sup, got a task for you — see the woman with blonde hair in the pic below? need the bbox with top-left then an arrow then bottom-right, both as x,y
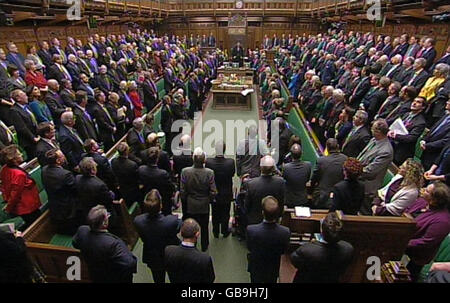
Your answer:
373,158 -> 424,216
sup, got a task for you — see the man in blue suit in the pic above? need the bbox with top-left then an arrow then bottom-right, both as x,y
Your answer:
420,38 -> 437,72
59,111 -> 85,170
134,189 -> 181,283
6,42 -> 26,78
247,196 -> 290,283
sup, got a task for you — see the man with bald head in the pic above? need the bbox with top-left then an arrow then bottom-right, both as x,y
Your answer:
173,134 -> 194,177
45,79 -> 71,126
247,196 -> 290,283
244,156 -> 285,226
180,147 -> 217,251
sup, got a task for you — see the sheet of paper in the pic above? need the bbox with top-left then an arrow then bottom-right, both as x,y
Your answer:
295,207 -> 311,218
241,88 -> 254,96
389,118 -> 409,136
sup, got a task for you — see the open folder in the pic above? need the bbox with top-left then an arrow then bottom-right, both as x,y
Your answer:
295,207 -> 311,218
389,118 -> 409,136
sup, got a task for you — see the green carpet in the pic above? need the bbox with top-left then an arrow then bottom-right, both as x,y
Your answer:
133,89 -> 262,283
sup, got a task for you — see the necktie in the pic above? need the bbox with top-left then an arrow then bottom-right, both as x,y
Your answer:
24,105 -> 38,126
358,139 -> 376,163
69,127 -> 84,145
343,127 -> 358,148
102,105 -> 115,125
408,73 -> 419,86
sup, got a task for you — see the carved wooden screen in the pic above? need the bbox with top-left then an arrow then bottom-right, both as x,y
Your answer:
228,14 -> 247,52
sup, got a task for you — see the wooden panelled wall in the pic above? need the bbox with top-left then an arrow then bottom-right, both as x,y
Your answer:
158,22 -> 322,51
346,23 -> 450,57
0,25 -> 129,55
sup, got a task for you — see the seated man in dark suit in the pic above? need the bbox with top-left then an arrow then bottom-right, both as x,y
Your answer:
134,190 -> 181,283
282,144 -> 312,207
42,149 -> 78,234
138,147 -> 175,216
290,212 -> 354,283
111,143 -> 141,208
247,196 -> 290,283
244,156 -> 285,226
164,218 -> 215,283
73,205 -> 137,283
206,141 -> 236,238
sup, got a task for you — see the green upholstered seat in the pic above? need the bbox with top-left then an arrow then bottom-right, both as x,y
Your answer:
49,234 -> 75,248
419,234 -> 450,282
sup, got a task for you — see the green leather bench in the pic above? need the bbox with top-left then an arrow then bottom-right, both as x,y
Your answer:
419,234 -> 450,282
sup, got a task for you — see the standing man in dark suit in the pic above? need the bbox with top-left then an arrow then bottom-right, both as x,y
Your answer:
349,67 -> 371,109
420,99 -> 450,170
48,54 -> 72,84
173,134 -> 194,177
164,218 -> 215,283
206,141 -> 236,238
91,90 -> 116,151
35,122 -> 59,167
282,144 -> 312,207
138,147 -> 175,216
180,148 -> 217,252
432,45 -> 450,68
245,156 -> 285,226
247,196 -> 290,283
94,65 -> 113,96
37,41 -> 53,72
73,91 -> 98,142
342,110 -> 371,158
59,111 -> 85,171
231,42 -> 245,67
134,190 -> 181,283
111,143 -> 140,208
126,117 -> 146,165
42,149 -> 77,234
388,96 -> 427,165
420,38 -> 437,72
45,79 -> 70,126
310,139 -> 348,209
236,125 -> 269,178
291,213 -> 354,283
60,79 -> 77,109
73,205 -> 137,283
6,42 -> 26,78
9,89 -> 39,159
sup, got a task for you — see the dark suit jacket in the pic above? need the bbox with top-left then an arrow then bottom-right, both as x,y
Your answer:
75,175 -> 113,221
282,160 -> 312,207
6,53 -> 25,77
60,89 -> 77,109
180,166 -> 217,215
422,47 -> 437,71
91,103 -> 116,144
310,152 -> 348,208
291,240 -> 354,283
245,175 -> 285,225
36,139 -> 58,167
73,106 -> 98,142
10,104 -> 37,149
111,156 -> 140,203
421,114 -> 450,169
404,70 -> 430,91
126,128 -> 146,164
95,74 -> 113,95
330,179 -> 365,215
77,83 -> 95,103
72,226 -> 137,283
138,164 -> 175,206
246,222 -> 290,282
45,91 -> 66,123
47,64 -> 67,83
173,150 -> 194,176
206,156 -> 236,203
66,62 -> 81,87
37,49 -> 53,70
134,213 -> 180,269
42,165 -> 77,222
364,88 -> 389,122
350,77 -> 371,108
164,244 -> 215,283
393,112 -> 427,165
59,125 -> 84,169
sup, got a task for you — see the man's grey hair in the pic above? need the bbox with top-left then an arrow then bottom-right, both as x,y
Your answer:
133,117 -> 144,129
79,157 -> 97,176
60,111 -> 74,125
355,110 -> 368,124
87,205 -> 108,230
435,63 -> 450,78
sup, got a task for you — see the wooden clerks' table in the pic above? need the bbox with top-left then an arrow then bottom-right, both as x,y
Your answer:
212,67 -> 254,110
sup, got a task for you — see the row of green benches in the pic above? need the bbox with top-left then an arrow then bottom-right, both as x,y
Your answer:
0,77 -> 178,231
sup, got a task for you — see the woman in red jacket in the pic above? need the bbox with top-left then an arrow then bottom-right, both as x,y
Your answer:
24,59 -> 48,90
1,145 -> 41,230
128,81 -> 144,118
